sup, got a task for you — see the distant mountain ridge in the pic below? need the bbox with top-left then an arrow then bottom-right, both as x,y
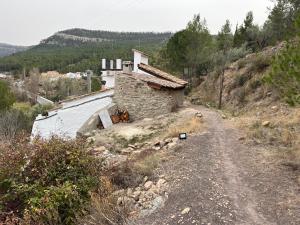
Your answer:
0,43 -> 29,57
0,28 -> 173,74
40,28 -> 172,47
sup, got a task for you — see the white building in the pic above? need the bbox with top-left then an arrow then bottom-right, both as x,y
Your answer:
31,90 -> 113,139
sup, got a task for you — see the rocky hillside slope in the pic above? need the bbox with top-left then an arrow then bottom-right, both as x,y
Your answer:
191,43 -> 300,168
190,44 -> 285,111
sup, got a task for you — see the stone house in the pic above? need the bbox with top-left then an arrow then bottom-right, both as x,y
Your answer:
113,50 -> 188,120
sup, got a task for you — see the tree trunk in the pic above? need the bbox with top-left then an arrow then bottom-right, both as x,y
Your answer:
218,69 -> 224,109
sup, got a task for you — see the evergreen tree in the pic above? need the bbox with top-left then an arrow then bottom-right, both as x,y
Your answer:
0,80 -> 15,111
265,14 -> 300,105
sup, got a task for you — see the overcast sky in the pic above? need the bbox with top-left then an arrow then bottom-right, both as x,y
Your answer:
0,0 -> 272,46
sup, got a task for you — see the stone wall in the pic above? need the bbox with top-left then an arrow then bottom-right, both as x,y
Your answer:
113,74 -> 184,121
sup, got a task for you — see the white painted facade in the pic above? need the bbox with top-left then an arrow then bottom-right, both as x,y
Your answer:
133,49 -> 149,74
102,75 -> 115,88
31,90 -> 114,139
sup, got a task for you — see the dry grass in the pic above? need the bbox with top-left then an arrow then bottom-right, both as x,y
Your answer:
165,116 -> 203,138
237,106 -> 300,163
133,153 -> 160,177
78,176 -> 128,225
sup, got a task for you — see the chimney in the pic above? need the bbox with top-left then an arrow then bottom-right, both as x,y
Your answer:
122,61 -> 133,73
110,60 -> 114,70
116,59 -> 122,70
102,59 -> 106,70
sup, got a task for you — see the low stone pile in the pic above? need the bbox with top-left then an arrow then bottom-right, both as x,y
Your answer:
120,137 -> 179,156
115,177 -> 168,216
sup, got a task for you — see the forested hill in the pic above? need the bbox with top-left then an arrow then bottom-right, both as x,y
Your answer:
41,29 -> 172,46
0,29 -> 172,74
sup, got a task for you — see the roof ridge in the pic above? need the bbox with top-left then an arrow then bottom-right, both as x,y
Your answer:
138,63 -> 188,85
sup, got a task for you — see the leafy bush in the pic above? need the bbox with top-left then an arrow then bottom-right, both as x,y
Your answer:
0,137 -> 102,225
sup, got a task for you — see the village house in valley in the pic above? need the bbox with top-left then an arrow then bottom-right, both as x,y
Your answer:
31,49 -> 187,139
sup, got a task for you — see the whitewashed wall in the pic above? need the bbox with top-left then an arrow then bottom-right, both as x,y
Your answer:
31,90 -> 113,139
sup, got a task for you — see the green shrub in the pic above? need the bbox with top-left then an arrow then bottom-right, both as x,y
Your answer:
91,77 -> 102,92
248,54 -> 271,73
264,39 -> 300,106
0,137 -> 102,224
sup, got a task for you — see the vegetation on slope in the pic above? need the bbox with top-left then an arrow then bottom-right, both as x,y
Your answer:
0,29 -> 172,75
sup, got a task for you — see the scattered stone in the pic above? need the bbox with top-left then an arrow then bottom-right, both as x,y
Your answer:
132,191 -> 141,201
143,176 -> 149,183
128,144 -> 136,149
164,138 -> 172,144
195,112 -> 203,118
112,189 -> 125,196
94,146 -> 106,152
172,137 -> 178,143
238,136 -> 246,141
181,207 -> 191,215
167,142 -> 177,150
221,114 -> 227,119
120,148 -> 134,155
153,146 -> 161,151
144,181 -> 153,190
86,137 -> 96,144
156,178 -> 166,188
262,121 -> 271,127
117,196 -> 135,210
83,132 -> 92,137
271,106 -> 278,110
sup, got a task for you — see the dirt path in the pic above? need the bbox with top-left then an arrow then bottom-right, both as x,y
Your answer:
130,106 -> 300,225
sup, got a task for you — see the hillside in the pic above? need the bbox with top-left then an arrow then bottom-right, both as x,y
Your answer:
190,43 -> 299,167
0,29 -> 172,74
0,43 -> 28,57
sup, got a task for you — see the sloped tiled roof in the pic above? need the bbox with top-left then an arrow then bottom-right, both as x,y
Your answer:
138,63 -> 188,86
123,72 -> 184,89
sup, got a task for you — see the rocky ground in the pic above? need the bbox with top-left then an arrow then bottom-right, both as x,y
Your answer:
128,106 -> 300,225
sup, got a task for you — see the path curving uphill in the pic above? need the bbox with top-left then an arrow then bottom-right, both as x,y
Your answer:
130,106 -> 300,225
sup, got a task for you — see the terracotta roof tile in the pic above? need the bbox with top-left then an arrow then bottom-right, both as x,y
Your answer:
138,63 -> 188,86
123,72 -> 185,89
